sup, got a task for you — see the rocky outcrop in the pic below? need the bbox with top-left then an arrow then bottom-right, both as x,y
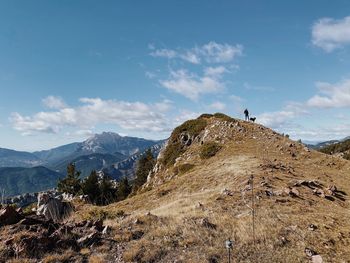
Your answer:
0,205 -> 23,226
36,192 -> 73,222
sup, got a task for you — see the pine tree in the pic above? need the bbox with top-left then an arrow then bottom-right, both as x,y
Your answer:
133,149 -> 155,191
98,175 -> 115,205
82,170 -> 100,204
57,163 -> 82,195
116,177 -> 131,201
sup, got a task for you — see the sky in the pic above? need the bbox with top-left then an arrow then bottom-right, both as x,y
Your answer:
1,0 -> 350,151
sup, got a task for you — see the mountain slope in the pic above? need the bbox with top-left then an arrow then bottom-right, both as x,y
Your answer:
33,142 -> 81,164
0,148 -> 42,168
74,114 -> 350,262
0,166 -> 63,197
79,132 -> 160,156
51,152 -> 127,178
318,138 -> 350,160
102,141 -> 165,180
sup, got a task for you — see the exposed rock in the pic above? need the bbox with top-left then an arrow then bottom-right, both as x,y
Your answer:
37,192 -> 73,222
294,180 -> 322,189
102,225 -> 110,235
283,187 -> 300,197
305,247 -> 316,257
0,205 -> 23,226
77,231 -> 100,247
313,188 -> 326,198
308,224 -> 317,231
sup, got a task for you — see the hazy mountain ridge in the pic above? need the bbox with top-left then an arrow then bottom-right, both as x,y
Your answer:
0,166 -> 63,196
0,148 -> 43,168
0,132 -> 164,197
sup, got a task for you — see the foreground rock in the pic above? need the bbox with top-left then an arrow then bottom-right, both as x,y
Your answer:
36,192 -> 73,222
0,206 -> 23,226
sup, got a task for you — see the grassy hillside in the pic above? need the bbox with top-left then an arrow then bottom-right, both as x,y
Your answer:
0,166 -> 63,196
84,114 -> 350,262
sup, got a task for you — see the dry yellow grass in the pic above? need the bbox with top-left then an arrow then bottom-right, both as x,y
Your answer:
88,118 -> 350,262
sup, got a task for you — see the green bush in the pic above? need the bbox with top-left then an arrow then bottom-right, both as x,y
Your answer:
200,142 -> 222,159
213,113 -> 235,122
199,113 -> 214,119
133,149 -> 155,191
172,118 -> 207,138
161,118 -> 207,167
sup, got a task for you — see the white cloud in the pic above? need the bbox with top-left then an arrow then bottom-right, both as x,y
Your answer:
204,66 -> 227,76
312,16 -> 350,52
258,110 -> 297,129
73,129 -> 94,136
160,69 -> 225,100
150,41 -> 243,65
285,123 -> 350,142
209,101 -> 226,111
307,79 -> 350,108
10,98 -> 172,135
42,96 -> 66,109
257,102 -> 307,129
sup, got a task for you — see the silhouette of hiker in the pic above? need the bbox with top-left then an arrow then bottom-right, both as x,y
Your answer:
244,108 -> 249,121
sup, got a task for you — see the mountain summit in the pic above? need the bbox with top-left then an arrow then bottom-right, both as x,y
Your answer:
80,132 -> 157,156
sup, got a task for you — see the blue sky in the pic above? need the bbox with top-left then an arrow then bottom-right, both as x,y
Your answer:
1,0 -> 350,151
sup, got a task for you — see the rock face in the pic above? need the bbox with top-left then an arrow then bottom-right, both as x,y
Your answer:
0,205 -> 23,226
36,192 -> 73,222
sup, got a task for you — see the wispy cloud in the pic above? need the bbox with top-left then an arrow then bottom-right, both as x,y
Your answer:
150,48 -> 177,59
312,16 -> 350,52
10,98 -> 172,135
149,41 -> 243,65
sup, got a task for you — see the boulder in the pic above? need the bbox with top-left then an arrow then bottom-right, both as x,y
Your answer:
37,192 -> 73,222
0,205 -> 23,226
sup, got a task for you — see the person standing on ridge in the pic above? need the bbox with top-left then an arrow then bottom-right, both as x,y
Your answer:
244,108 -> 249,121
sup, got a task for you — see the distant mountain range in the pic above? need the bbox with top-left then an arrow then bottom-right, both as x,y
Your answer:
306,136 -> 350,150
0,166 -> 63,196
0,132 -> 165,197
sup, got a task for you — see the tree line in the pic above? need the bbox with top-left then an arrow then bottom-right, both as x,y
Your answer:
57,149 -> 156,205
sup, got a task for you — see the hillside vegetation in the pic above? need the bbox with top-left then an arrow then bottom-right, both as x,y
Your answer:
319,138 -> 350,160
0,166 -> 63,196
1,113 -> 350,262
